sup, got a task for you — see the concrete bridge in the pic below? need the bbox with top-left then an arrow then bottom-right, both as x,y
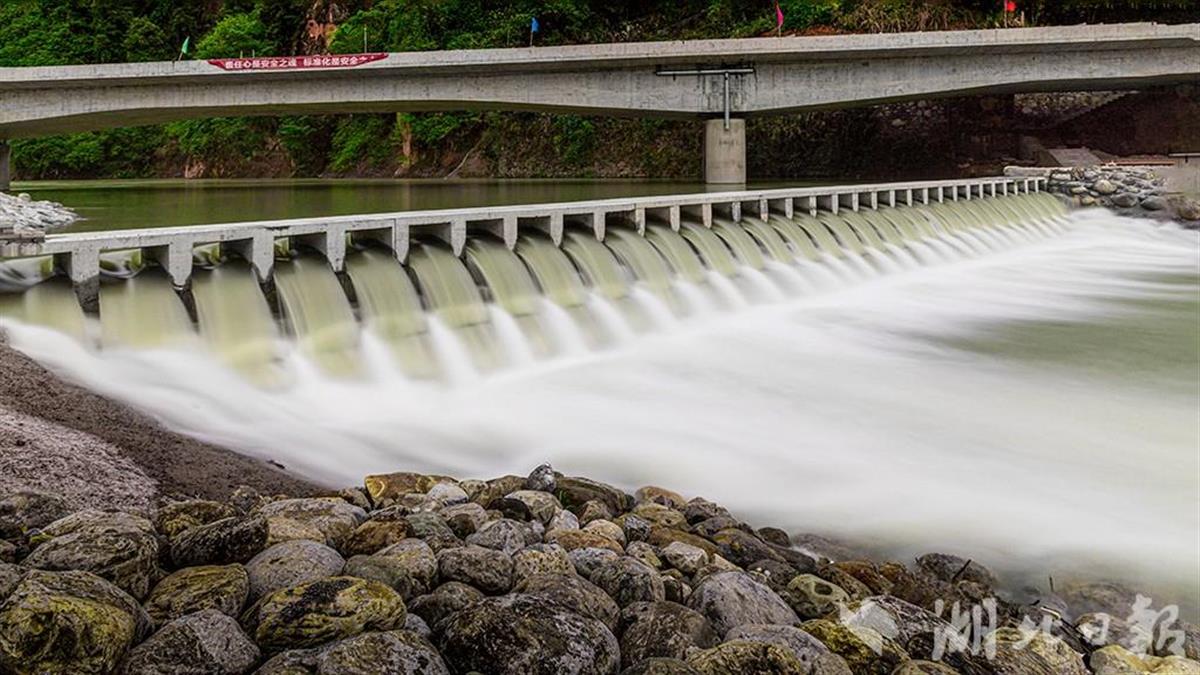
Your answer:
0,22 -> 1196,186
0,175 -> 1047,311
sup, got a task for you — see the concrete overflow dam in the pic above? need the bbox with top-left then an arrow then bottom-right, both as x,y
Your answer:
0,176 -> 1065,382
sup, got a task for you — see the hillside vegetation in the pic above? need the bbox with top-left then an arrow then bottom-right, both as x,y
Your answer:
0,0 -> 1191,181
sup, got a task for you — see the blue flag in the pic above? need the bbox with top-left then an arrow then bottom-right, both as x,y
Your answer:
531,17 -> 540,34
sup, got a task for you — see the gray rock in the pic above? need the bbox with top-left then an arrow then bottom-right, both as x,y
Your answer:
156,500 -> 239,543
623,515 -> 652,543
404,614 -> 432,640
243,576 -> 406,652
425,483 -> 468,508
144,564 -> 249,626
407,581 -> 485,628
620,659 -> 701,674
257,498 -> 366,551
526,463 -> 557,492
570,547 -> 621,579
556,476 -> 631,515
513,543 -> 575,584
343,538 -> 437,601
315,630 -> 449,674
438,593 -> 620,675
782,574 -> 850,620
0,491 -> 71,540
506,490 -> 562,525
246,539 -> 345,600
1141,195 -> 1169,211
1112,192 -> 1139,208
465,518 -> 527,555
436,544 -> 513,594
591,556 -> 666,608
686,640 -> 810,673
662,541 -> 708,576
517,572 -> 620,630
726,624 -> 852,674
687,571 -> 799,636
119,609 -> 259,675
549,509 -> 581,533
1093,179 -> 1117,195
439,503 -> 488,538
23,510 -> 160,600
0,569 -> 151,675
618,601 -> 718,667
171,516 -> 268,568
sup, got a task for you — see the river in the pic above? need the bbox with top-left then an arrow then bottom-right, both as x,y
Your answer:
3,179 -> 1198,615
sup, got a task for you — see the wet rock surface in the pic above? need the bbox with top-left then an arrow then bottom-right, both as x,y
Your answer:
0,464 -> 1195,674
1009,164 -> 1197,223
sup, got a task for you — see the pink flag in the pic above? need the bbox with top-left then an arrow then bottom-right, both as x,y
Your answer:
775,2 -> 785,31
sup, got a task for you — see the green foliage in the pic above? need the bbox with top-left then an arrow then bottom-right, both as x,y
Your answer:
122,17 -> 172,62
779,0 -> 841,30
330,116 -> 395,172
195,12 -> 272,59
11,128 -> 166,179
552,116 -> 597,166
167,118 -> 267,161
404,114 -> 479,145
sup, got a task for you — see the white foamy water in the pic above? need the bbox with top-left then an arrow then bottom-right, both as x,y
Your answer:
3,210 -> 1198,608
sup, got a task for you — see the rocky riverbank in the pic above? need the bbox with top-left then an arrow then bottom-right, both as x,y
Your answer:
1007,165 -> 1200,224
0,192 -> 78,239
0,464 -> 1197,675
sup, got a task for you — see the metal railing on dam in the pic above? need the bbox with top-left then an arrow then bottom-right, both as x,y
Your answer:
0,176 -> 1048,311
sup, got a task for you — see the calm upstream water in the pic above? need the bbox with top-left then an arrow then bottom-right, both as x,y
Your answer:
22,179 -> 744,233
3,180 -> 1198,614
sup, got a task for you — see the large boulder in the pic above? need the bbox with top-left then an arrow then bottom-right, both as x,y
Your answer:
618,601 -> 718,667
987,626 -> 1087,675
556,476 -> 631,515
686,571 -> 799,636
119,609 -> 259,675
465,518 -> 529,556
144,564 -> 250,626
0,569 -> 150,674
914,553 -> 997,588
246,540 -> 345,600
438,593 -> 620,675
686,640 -> 810,674
343,539 -> 437,601
171,516 -> 268,568
155,500 -> 239,543
436,544 -> 513,594
364,472 -> 449,507
783,574 -> 850,620
22,510 -> 160,600
243,576 -> 406,653
314,630 -> 450,675
621,659 -> 702,675
725,624 -> 852,675
407,582 -> 484,629
800,618 -> 909,675
0,491 -> 71,540
256,498 -> 366,551
548,530 -> 625,555
506,490 -> 562,524
513,544 -> 575,584
341,513 -> 411,557
591,557 -> 666,608
516,572 -> 620,630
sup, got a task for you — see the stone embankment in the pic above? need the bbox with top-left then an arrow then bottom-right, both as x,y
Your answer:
1007,165 -> 1200,223
0,192 -> 78,241
0,465 -> 1197,674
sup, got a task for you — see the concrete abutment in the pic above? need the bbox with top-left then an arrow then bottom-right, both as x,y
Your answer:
704,119 -> 746,185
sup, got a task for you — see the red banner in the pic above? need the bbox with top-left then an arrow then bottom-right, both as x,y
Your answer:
207,53 -> 388,71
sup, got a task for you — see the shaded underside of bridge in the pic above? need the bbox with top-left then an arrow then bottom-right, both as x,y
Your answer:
0,22 -> 1196,184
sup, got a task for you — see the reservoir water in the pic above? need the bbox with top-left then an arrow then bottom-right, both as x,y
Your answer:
2,180 -> 1197,614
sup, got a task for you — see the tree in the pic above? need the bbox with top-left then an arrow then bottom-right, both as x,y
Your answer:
195,12 -> 273,59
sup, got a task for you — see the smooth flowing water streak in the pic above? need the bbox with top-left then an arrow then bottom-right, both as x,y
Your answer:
3,197 -> 1199,612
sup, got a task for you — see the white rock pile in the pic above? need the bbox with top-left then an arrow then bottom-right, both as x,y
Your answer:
0,192 -> 78,240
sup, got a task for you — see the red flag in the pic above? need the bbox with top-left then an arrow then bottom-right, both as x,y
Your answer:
1005,1 -> 1017,11
775,2 -> 785,33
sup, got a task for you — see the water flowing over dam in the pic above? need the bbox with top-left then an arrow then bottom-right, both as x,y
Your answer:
2,189 -> 1198,607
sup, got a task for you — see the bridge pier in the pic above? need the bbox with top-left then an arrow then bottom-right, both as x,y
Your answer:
0,141 -> 10,193
704,119 -> 746,185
